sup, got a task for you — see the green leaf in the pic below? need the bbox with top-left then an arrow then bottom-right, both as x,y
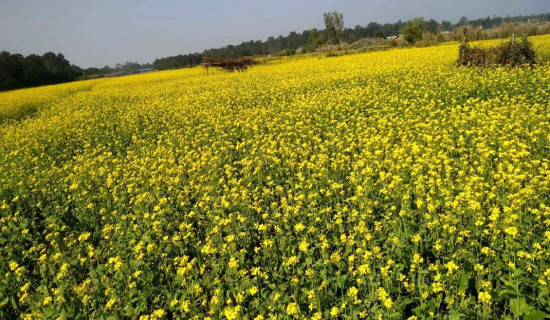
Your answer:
525,310 -> 548,320
427,299 -> 437,313
509,298 -> 528,316
448,310 -> 465,320
65,308 -> 75,319
500,277 -> 519,297
458,272 -> 472,292
43,307 -> 55,317
10,296 -> 17,310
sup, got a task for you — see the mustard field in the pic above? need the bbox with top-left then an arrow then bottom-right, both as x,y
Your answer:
2,35 -> 550,319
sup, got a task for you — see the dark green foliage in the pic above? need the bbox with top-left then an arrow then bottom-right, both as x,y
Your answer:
304,28 -> 322,52
152,53 -> 203,70
458,36 -> 537,67
0,51 -> 80,91
280,49 -> 296,57
441,20 -> 452,31
152,12 -> 549,70
402,18 -> 425,44
495,36 -> 536,66
324,11 -> 344,44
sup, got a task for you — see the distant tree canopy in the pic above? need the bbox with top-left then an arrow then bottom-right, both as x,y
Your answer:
0,51 -> 80,91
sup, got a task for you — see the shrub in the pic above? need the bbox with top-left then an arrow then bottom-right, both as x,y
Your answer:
402,18 -> 425,44
280,49 -> 296,57
458,36 -> 537,67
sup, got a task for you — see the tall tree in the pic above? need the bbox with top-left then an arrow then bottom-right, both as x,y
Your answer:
323,11 -> 344,44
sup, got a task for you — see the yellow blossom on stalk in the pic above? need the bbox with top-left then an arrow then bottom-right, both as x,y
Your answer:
248,286 -> 258,295
224,306 -> 241,320
19,293 -> 28,303
9,261 -> 19,271
294,223 -> 305,232
1,33 -> 550,319
377,288 -> 393,309
445,261 -> 459,275
286,302 -> 299,317
504,227 -> 518,238
228,257 -> 239,269
347,286 -> 358,298
43,296 -> 52,305
181,300 -> 191,312
299,240 -> 309,252
478,292 -> 491,304
78,232 -> 91,242
108,256 -> 123,272
474,264 -> 484,272
151,309 -> 165,319
432,282 -> 444,293
20,282 -> 31,292
284,256 -> 298,267
106,297 -> 117,309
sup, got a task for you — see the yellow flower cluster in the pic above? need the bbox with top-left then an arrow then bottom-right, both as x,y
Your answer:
1,34 -> 550,319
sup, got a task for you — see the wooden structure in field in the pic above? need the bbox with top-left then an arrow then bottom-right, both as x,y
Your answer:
202,57 -> 257,74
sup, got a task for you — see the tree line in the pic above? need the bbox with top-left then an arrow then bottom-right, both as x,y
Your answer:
153,12 -> 550,69
0,52 -> 80,91
0,52 -> 154,91
1,12 -> 549,91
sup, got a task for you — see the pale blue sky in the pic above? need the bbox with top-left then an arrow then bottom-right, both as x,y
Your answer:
1,0 -> 548,67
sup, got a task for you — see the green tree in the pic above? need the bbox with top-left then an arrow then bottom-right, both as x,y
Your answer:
323,11 -> 344,44
441,20 -> 451,31
402,17 -> 425,44
306,28 -> 322,51
425,19 -> 439,34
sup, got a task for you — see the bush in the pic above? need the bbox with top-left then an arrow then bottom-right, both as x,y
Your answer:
402,18 -> 425,44
458,36 -> 537,67
280,49 -> 296,57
